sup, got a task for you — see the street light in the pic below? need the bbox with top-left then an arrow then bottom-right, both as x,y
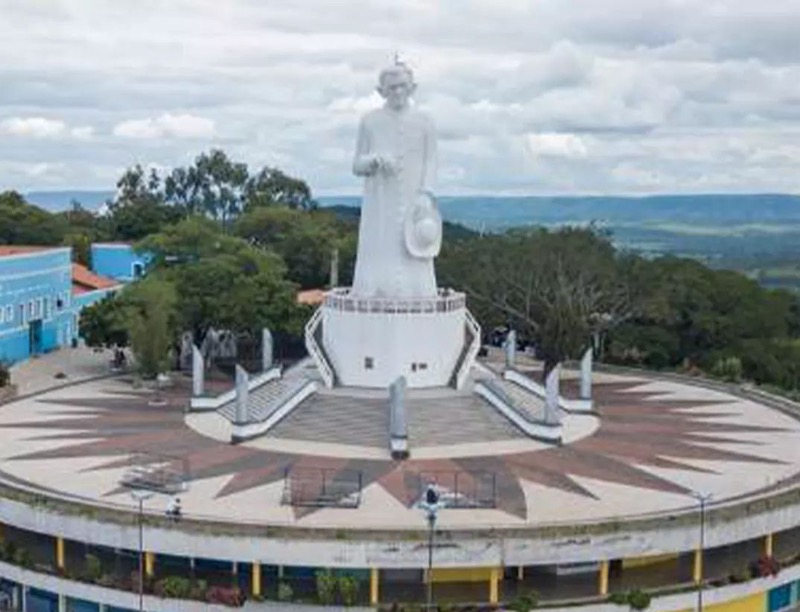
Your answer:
689,491 -> 712,612
419,483 -> 444,611
129,489 -> 154,612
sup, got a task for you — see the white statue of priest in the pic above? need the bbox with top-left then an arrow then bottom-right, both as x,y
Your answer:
351,61 -> 441,298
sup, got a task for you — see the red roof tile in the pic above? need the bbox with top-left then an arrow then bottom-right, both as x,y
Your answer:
72,263 -> 119,295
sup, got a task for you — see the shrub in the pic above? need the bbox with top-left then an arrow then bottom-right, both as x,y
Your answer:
161,575 -> 193,599
315,569 -> 337,604
339,574 -> 359,605
754,555 -> 781,577
206,585 -> 243,607
711,356 -> 743,382
609,589 -> 651,610
627,589 -> 651,610
13,547 -> 31,568
84,553 -> 103,582
509,591 -> 539,611
277,581 -> 294,602
0,539 -> 15,562
190,579 -> 208,601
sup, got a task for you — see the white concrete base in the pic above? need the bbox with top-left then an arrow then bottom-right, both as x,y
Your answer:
322,302 -> 466,388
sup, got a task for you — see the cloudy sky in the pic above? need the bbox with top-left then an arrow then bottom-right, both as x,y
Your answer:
1,0 -> 799,196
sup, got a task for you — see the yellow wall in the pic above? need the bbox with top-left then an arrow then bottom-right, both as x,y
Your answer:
622,553 -> 679,569
429,567 -> 494,583
672,592 -> 766,612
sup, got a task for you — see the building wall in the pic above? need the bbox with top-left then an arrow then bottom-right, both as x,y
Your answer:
90,244 -> 147,283
0,249 -> 74,365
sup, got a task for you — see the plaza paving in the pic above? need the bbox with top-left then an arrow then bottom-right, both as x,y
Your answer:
0,362 -> 799,532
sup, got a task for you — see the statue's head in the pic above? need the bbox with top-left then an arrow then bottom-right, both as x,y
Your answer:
377,62 -> 416,110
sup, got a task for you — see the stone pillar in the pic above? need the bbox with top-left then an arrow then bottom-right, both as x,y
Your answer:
252,562 -> 262,597
370,567 -> 380,605
545,364 -> 561,424
262,328 -> 274,372
504,329 -> 517,369
598,560 -> 609,596
764,533 -> 774,557
145,551 -> 155,577
330,247 -> 340,287
517,566 -> 524,580
235,365 -> 249,424
57,594 -> 66,612
192,344 -> 204,397
56,536 -> 65,571
580,346 -> 593,400
489,567 -> 500,604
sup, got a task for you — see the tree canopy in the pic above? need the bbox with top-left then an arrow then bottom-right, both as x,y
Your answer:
137,216 -> 304,345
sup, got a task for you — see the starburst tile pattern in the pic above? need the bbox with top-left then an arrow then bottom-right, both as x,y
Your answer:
0,373 -> 797,525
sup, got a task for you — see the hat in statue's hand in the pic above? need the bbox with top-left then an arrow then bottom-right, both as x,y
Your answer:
404,191 -> 442,259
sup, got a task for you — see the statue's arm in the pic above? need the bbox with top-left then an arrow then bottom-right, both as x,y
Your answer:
421,117 -> 438,194
352,117 -> 376,177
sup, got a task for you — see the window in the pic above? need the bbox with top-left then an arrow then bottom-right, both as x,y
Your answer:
19,304 -> 25,325
28,301 -> 34,318
132,262 -> 144,279
364,357 -> 374,370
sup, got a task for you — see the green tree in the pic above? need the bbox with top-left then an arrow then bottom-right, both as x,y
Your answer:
125,279 -> 177,378
137,217 -> 303,347
191,149 -> 248,230
235,206 -> 348,288
79,295 -> 130,349
243,166 -> 315,211
0,191 -> 66,245
440,227 -> 630,374
104,165 -> 185,241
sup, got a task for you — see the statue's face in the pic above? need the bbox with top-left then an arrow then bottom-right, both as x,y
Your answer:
380,72 -> 413,110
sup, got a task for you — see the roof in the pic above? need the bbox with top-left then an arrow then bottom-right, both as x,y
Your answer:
0,246 -> 64,258
297,289 -> 326,305
72,263 -> 120,295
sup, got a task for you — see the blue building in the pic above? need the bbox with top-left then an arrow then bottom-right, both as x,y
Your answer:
90,243 -> 148,283
0,246 -> 119,366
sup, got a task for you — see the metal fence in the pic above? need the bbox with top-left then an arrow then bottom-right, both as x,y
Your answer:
416,470 -> 497,509
281,466 -> 363,508
119,452 -> 190,495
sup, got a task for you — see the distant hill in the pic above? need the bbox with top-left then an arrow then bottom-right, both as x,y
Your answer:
318,193 -> 800,230
24,190 -> 114,212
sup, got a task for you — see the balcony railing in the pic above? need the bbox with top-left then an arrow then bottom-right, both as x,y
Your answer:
323,287 -> 466,314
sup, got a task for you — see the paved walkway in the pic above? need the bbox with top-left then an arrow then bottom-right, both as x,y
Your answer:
9,345 -> 116,397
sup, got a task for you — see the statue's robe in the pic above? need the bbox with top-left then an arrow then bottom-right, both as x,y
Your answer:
351,105 -> 438,298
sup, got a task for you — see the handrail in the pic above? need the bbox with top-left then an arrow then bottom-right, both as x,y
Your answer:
304,307 -> 334,388
455,308 -> 482,389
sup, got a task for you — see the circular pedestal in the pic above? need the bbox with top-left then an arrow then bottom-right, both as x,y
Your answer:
321,290 -> 467,388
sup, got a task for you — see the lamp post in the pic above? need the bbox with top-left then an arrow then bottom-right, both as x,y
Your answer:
690,491 -> 712,612
129,489 -> 154,612
419,484 -> 443,611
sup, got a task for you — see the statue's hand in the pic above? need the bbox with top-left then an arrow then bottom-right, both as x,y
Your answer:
375,156 -> 398,175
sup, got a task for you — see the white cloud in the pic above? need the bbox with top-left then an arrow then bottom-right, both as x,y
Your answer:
1,117 -> 66,138
1,0 -> 800,195
113,113 -> 215,139
70,125 -> 95,140
527,133 -> 588,159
